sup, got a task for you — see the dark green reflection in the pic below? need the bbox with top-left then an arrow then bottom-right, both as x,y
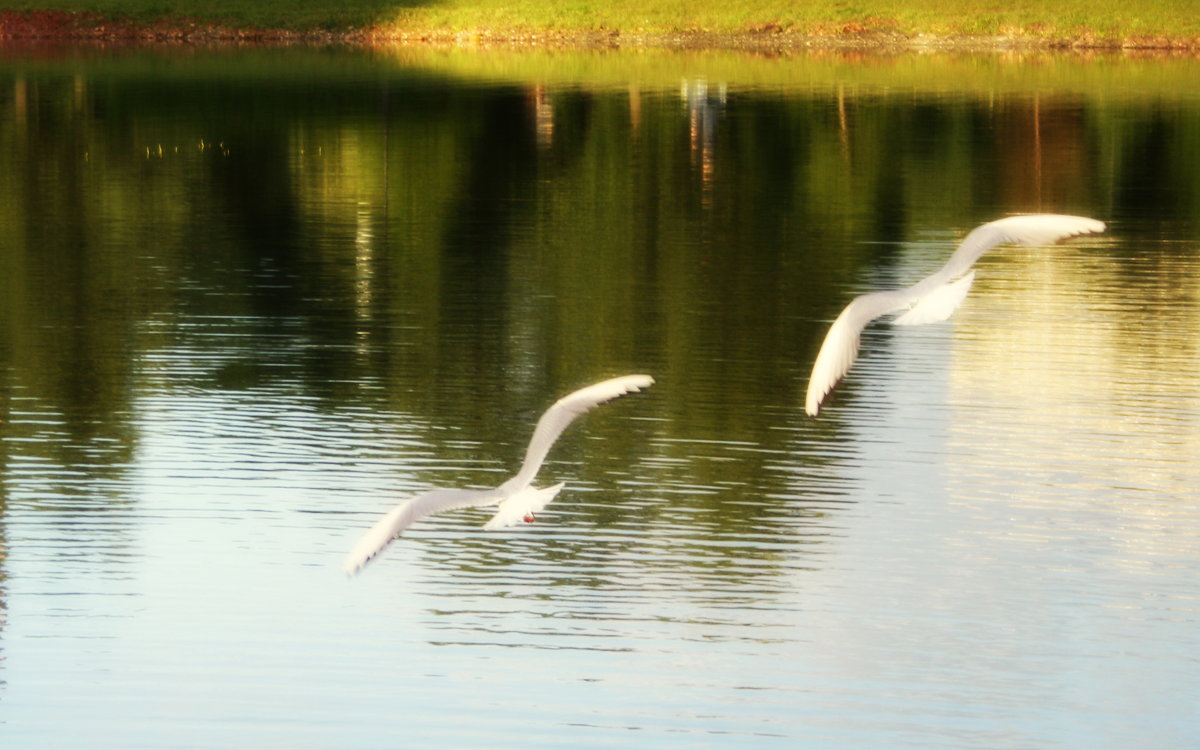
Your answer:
1,48 -> 1198,528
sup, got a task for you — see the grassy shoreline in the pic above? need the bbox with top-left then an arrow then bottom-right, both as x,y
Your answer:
1,2 -> 1199,49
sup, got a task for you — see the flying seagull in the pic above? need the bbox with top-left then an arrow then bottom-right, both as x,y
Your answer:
805,214 -> 1106,417
343,374 -> 655,574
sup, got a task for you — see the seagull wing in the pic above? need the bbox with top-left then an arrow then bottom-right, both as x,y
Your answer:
938,214 -> 1107,281
498,374 -> 655,495
343,487 -> 499,574
805,289 -> 915,416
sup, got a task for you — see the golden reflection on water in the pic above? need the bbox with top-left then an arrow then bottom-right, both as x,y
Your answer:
375,45 -> 1200,99
941,235 -> 1200,558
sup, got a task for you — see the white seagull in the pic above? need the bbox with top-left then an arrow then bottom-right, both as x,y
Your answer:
805,214 -> 1106,417
343,374 -> 654,574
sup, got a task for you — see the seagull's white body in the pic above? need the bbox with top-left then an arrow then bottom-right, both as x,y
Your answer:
805,214 -> 1106,417
343,374 -> 654,574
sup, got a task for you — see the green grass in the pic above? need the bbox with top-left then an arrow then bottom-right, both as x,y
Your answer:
2,0 -> 403,29
4,0 -> 1200,42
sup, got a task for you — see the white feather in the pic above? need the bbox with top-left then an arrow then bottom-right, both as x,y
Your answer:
343,375 -> 654,574
805,214 -> 1106,417
342,488 -> 500,573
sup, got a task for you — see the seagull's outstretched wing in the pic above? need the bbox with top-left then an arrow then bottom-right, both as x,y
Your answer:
804,289 -> 912,417
343,488 -> 499,574
805,214 -> 1106,417
498,374 -> 655,494
938,214 -> 1106,282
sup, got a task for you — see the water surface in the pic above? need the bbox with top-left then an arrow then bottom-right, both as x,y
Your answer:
1,45 -> 1198,748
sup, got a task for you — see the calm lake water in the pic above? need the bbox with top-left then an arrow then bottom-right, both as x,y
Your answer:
1,45 -> 1198,748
